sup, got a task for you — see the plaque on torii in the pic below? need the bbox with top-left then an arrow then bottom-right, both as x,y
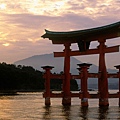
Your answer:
42,21 -> 120,106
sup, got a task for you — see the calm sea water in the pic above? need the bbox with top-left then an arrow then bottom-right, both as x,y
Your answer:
0,91 -> 120,120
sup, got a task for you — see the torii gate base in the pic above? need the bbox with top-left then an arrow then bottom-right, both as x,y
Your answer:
42,65 -> 120,107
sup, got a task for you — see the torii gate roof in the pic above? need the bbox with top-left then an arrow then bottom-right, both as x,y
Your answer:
41,21 -> 120,44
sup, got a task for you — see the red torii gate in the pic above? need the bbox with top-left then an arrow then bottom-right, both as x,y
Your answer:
41,21 -> 120,106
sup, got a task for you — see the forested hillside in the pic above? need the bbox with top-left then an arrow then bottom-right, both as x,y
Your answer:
0,62 -> 44,91
0,63 -> 78,91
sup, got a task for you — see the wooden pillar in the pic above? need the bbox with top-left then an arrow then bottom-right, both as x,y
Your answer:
41,66 -> 54,106
62,43 -> 71,105
77,63 -> 91,107
98,39 -> 109,106
114,65 -> 120,106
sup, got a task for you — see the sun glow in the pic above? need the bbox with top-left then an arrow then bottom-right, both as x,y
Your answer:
2,43 -> 10,47
54,1 -> 65,9
27,1 -> 67,15
0,3 -> 6,10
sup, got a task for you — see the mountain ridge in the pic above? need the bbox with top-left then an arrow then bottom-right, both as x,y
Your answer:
14,53 -> 117,74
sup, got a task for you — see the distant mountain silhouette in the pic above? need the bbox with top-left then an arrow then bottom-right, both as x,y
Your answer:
14,53 -> 98,73
15,53 -> 81,74
14,53 -> 117,74
14,53 -> 119,89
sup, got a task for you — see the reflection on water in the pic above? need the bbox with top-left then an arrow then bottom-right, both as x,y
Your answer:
42,104 -> 120,120
62,106 -> 71,119
43,106 -> 52,119
98,106 -> 109,119
0,92 -> 120,119
80,107 -> 88,119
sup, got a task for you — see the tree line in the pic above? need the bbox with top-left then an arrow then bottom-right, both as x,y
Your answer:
0,62 -> 78,92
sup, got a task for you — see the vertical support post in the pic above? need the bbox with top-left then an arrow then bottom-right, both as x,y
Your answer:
62,43 -> 71,105
77,63 -> 92,107
41,66 -> 54,106
114,65 -> 120,107
98,39 -> 109,106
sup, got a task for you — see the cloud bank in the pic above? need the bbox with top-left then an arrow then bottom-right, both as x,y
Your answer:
0,0 -> 119,68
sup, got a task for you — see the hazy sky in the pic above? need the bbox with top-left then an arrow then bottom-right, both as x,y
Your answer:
0,0 -> 120,69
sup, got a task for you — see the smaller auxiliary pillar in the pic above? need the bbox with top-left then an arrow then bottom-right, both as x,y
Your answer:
77,63 -> 92,107
41,66 -> 54,106
114,65 -> 120,107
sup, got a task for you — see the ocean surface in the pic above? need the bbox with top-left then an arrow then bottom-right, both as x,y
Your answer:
0,90 -> 120,120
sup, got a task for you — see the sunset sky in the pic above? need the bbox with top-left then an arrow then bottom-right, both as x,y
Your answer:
0,0 -> 120,69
